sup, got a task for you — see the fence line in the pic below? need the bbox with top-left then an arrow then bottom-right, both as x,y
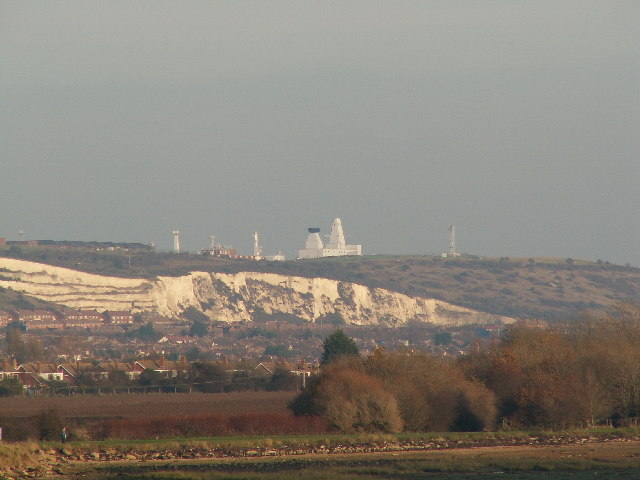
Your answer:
23,378 -> 302,397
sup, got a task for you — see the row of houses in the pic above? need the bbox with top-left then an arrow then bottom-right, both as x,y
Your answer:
0,309 -> 135,329
0,358 -> 320,389
0,357 -> 188,388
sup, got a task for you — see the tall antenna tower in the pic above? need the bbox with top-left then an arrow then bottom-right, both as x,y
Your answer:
448,224 -> 459,257
18,229 -> 24,239
253,232 -> 263,260
172,230 -> 180,253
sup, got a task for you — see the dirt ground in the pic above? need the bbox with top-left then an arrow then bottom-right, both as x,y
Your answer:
54,439 -> 640,479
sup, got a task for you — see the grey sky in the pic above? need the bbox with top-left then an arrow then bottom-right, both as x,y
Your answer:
1,1 -> 639,265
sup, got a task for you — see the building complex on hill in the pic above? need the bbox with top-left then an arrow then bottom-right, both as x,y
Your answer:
298,218 -> 362,259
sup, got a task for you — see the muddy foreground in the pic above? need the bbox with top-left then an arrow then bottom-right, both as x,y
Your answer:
4,432 -> 640,479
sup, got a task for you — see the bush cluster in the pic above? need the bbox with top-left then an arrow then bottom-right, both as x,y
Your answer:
291,353 -> 494,433
0,409 -> 65,442
292,303 -> 640,433
462,303 -> 640,429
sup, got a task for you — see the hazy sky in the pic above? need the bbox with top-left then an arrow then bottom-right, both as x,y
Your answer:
2,1 -> 639,265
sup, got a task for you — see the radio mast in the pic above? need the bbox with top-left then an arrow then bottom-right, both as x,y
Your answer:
448,224 -> 459,257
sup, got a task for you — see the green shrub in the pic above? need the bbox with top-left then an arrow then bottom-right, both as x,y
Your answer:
0,378 -> 23,397
36,409 -> 64,441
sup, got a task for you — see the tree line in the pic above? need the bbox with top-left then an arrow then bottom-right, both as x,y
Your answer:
291,303 -> 640,433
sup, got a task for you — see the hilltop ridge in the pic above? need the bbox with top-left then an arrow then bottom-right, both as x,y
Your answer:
0,257 -> 515,327
1,247 -> 638,320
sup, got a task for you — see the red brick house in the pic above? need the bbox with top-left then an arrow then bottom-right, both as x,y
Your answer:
133,357 -> 188,378
0,311 -> 15,327
18,363 -> 64,382
106,311 -> 135,325
17,310 -> 57,322
97,361 -> 137,380
17,310 -> 63,329
0,360 -> 19,381
63,310 -> 105,328
255,359 -> 319,378
57,362 -> 97,383
157,335 -> 195,345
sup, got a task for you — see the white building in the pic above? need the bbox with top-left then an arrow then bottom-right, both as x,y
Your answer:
298,218 -> 362,259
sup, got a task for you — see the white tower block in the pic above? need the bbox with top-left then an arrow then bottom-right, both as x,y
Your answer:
305,228 -> 323,250
327,218 -> 346,249
253,232 -> 263,260
172,230 -> 180,253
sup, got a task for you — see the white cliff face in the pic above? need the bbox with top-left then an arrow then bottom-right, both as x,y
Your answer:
0,258 -> 514,326
0,258 -> 157,311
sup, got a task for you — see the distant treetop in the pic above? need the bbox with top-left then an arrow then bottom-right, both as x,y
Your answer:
321,329 -> 359,365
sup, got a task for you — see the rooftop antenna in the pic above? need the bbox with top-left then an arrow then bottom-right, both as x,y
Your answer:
172,230 -> 180,253
253,232 -> 263,260
448,224 -> 458,257
209,234 -> 216,250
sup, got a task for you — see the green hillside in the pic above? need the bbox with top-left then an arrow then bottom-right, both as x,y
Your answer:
1,246 -> 639,321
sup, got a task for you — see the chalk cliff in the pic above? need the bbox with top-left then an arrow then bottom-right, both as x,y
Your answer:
0,258 -> 513,326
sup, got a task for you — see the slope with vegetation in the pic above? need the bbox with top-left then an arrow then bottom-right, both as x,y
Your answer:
0,258 -> 512,326
0,286 -> 64,315
2,246 -> 639,320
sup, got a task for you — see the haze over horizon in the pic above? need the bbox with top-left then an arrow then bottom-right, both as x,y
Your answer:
2,2 -> 638,265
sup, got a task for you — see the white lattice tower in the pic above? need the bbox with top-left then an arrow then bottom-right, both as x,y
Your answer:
448,224 -> 457,256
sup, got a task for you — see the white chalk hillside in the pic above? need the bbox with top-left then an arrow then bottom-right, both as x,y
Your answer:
0,258 -> 514,326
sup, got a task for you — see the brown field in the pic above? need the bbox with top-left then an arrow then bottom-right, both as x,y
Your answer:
0,391 -> 297,420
